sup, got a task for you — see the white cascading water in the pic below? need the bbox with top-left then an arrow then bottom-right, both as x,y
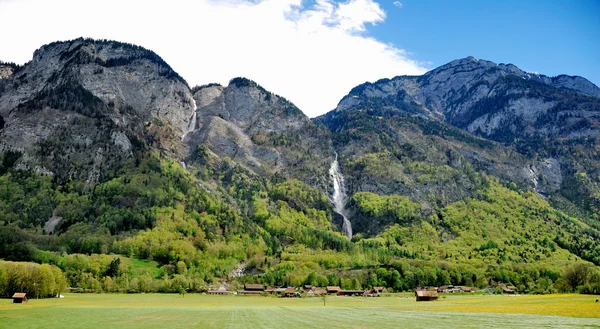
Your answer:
181,97 -> 198,141
329,153 -> 352,240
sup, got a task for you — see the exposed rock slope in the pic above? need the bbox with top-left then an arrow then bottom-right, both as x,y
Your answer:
334,57 -> 600,142
0,38 -> 195,183
185,78 -> 333,189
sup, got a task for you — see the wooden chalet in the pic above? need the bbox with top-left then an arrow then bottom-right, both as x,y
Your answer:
284,287 -> 300,298
415,290 -> 439,301
372,286 -> 385,293
326,286 -> 341,295
364,289 -> 380,297
265,288 -> 286,295
502,286 -> 516,294
338,290 -> 365,296
207,289 -> 232,295
238,283 -> 266,295
311,288 -> 326,296
244,284 -> 265,291
460,287 -> 476,293
12,293 -> 27,303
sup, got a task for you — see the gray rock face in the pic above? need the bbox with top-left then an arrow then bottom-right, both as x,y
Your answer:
533,158 -> 563,195
186,79 -> 333,189
0,64 -> 13,79
332,57 -> 600,142
0,38 -> 194,182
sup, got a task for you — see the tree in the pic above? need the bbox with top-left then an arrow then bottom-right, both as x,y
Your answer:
564,263 -> 592,291
172,275 -> 188,297
106,258 -> 121,277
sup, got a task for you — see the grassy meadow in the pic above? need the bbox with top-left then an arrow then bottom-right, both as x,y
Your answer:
0,293 -> 599,328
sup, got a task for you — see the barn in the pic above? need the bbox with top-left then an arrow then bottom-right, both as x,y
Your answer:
326,286 -> 341,295
338,290 -> 365,296
415,290 -> 439,301
238,283 -> 266,295
12,293 -> 27,303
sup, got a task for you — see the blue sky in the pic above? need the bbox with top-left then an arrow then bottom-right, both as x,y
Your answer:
0,0 -> 598,116
371,0 -> 600,84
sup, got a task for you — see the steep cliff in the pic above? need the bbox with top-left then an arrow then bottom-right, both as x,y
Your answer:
0,38 -> 195,184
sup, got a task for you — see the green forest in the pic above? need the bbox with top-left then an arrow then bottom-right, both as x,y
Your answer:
1,148 -> 599,298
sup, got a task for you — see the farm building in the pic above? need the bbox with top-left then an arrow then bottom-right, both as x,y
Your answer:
265,288 -> 286,295
326,286 -> 341,295
12,293 -> 27,303
365,289 -> 380,297
502,286 -> 516,294
284,288 -> 300,298
244,284 -> 265,291
415,290 -> 439,301
207,289 -> 232,295
338,290 -> 365,296
238,284 -> 266,294
372,286 -> 385,293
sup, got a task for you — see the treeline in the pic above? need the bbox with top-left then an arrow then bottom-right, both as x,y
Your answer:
0,261 -> 66,298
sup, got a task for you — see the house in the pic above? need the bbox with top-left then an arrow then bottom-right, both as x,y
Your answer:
326,286 -> 341,295
502,286 -> 516,294
284,287 -> 300,298
459,287 -> 476,293
12,293 -> 27,303
207,289 -> 232,295
437,285 -> 456,293
238,284 -> 265,295
265,288 -> 286,295
338,290 -> 365,296
303,285 -> 314,291
307,288 -> 326,296
244,284 -> 265,291
372,286 -> 385,293
415,290 -> 439,301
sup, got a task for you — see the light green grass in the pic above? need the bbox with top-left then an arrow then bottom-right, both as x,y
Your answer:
124,257 -> 161,278
0,294 -> 598,328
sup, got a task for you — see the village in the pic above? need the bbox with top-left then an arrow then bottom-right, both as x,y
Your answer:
199,283 -> 521,301
8,281 -> 522,304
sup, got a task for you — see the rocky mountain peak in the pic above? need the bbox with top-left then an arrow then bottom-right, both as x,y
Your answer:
0,38 -> 195,183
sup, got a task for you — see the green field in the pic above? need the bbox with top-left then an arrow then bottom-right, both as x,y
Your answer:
0,294 -> 599,328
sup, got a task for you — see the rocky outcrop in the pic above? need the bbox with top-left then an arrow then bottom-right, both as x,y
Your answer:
185,78 -> 333,189
0,38 -> 194,183
0,64 -> 14,79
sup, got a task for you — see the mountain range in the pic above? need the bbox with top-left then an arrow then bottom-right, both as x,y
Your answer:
1,38 -> 598,293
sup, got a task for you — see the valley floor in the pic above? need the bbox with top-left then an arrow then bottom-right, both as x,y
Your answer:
0,294 -> 598,328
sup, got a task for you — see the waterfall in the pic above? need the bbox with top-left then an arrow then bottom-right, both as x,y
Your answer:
329,153 -> 352,239
181,97 -> 198,141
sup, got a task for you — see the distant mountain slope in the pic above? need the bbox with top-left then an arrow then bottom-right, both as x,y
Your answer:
321,57 -> 600,222
334,57 -> 600,142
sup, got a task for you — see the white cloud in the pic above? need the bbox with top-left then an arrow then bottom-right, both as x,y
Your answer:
0,0 -> 426,117
393,1 -> 403,8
